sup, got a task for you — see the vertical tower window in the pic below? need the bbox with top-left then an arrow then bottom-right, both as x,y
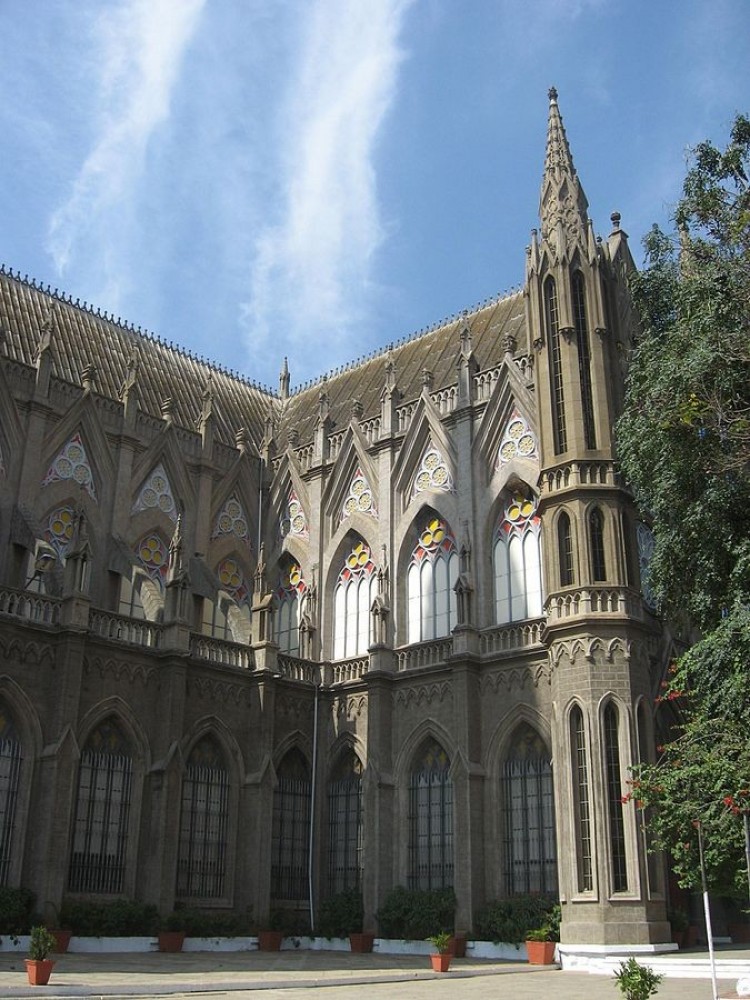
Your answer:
544,277 -> 567,454
493,494 -> 544,624
408,740 -> 453,890
572,271 -> 597,449
501,724 -> 557,895
69,719 -> 133,894
0,706 -> 21,887
570,707 -> 593,892
604,704 -> 628,891
558,513 -> 574,587
407,516 -> 458,643
333,540 -> 376,659
327,751 -> 363,895
589,507 -> 607,581
271,749 -> 311,901
177,737 -> 229,899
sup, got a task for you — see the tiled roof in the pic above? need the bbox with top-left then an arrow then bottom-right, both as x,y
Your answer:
280,291 -> 527,444
0,268 -> 277,451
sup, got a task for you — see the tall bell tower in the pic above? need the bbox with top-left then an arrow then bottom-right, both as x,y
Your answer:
526,89 -> 669,948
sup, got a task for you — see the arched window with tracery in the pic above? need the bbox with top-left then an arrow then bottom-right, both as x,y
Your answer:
408,740 -> 453,890
545,276 -> 567,454
333,540 -> 376,659
493,494 -> 543,624
570,706 -> 593,892
272,749 -> 311,901
275,560 -> 306,655
501,724 -> 557,895
558,512 -> 574,587
407,517 -> 458,644
589,507 -> 607,581
572,271 -> 596,449
176,737 -> 229,899
327,750 -> 363,894
0,705 -> 22,886
69,718 -> 133,894
603,703 -> 628,891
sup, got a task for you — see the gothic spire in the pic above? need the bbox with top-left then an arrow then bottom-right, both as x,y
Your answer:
540,87 -> 590,254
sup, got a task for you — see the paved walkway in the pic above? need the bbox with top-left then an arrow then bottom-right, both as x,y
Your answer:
0,948 -> 747,999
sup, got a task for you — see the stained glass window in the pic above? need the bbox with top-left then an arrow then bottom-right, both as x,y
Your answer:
407,517 -> 457,644
213,495 -> 251,547
134,533 -> 169,589
413,447 -> 452,496
493,493 -> 543,624
333,541 -> 376,659
497,411 -> 538,467
408,740 -> 453,890
280,490 -> 308,539
341,470 -> 377,521
276,561 -> 306,655
132,464 -> 177,522
42,432 -> 97,499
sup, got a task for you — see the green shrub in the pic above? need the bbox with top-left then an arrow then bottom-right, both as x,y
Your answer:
377,886 -> 455,940
317,887 -> 363,938
474,895 -> 558,945
613,957 -> 663,1000
0,887 -> 36,935
28,925 -> 56,961
59,898 -> 159,936
172,907 -> 253,937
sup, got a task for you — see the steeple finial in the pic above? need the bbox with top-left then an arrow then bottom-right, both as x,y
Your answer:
279,356 -> 290,399
540,87 -> 589,252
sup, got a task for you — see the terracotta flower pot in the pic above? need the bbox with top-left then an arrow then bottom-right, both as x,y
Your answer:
258,930 -> 284,951
52,929 -> 72,953
525,939 -> 556,965
25,959 -> 54,986
430,952 -> 451,972
158,930 -> 186,952
349,932 -> 374,953
448,932 -> 466,958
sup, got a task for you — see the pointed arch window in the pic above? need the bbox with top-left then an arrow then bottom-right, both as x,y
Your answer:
177,737 -> 229,899
493,494 -> 543,624
558,512 -> 574,587
327,751 -> 363,894
604,704 -> 628,891
544,277 -> 567,454
275,561 -> 306,655
333,540 -> 376,659
501,724 -> 557,895
570,706 -> 593,892
0,706 -> 22,886
407,517 -> 458,644
272,749 -> 311,901
589,507 -> 607,581
408,740 -> 453,890
68,718 -> 133,894
572,271 -> 596,449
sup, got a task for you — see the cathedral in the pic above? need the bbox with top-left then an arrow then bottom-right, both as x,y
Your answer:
0,90 -> 672,952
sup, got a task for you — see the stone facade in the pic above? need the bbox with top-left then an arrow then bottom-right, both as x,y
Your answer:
0,91 -> 671,945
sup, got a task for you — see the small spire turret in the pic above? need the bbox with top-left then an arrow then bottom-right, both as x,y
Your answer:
540,87 -> 590,254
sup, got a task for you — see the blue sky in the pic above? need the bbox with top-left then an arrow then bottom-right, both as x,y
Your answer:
1,1 -> 748,391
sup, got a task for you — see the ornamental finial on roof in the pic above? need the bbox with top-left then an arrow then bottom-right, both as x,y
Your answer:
548,86 -> 558,104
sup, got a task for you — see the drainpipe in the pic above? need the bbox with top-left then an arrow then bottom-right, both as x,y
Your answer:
308,672 -> 320,932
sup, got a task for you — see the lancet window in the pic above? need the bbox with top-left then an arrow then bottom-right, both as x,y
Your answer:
493,493 -> 543,624
275,561 -> 307,655
271,749 -> 311,901
604,703 -> 628,891
406,517 -> 457,644
327,750 -> 363,894
333,540 -> 376,659
544,277 -> 567,454
176,737 -> 229,900
572,271 -> 596,449
408,740 -> 453,891
570,706 -> 593,892
0,705 -> 21,887
558,513 -> 574,587
589,507 -> 607,582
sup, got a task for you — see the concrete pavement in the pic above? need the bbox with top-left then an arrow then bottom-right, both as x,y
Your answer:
0,947 -> 745,1000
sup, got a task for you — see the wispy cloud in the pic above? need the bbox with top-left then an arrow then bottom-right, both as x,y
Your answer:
243,0 -> 414,381
46,0 -> 205,309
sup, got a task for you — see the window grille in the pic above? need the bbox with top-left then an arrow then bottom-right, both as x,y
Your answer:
572,272 -> 596,449
176,738 -> 229,899
327,752 -> 363,894
407,517 -> 458,643
272,750 -> 311,900
589,508 -> 607,581
0,707 -> 21,887
545,278 -> 567,454
558,513 -> 574,587
408,741 -> 453,890
570,707 -> 593,891
494,494 -> 543,624
501,725 -> 557,895
604,704 -> 628,891
68,719 -> 132,894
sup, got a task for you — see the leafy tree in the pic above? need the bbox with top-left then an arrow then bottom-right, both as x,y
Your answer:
618,115 -> 750,894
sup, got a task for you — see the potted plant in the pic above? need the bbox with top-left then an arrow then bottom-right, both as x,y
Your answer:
427,931 -> 452,972
318,887 -> 373,952
158,911 -> 186,952
524,924 -> 557,965
25,925 -> 57,985
257,910 -> 286,951
43,901 -> 72,953
613,957 -> 663,1000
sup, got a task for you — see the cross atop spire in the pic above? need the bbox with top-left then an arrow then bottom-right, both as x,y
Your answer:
540,88 -> 590,254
